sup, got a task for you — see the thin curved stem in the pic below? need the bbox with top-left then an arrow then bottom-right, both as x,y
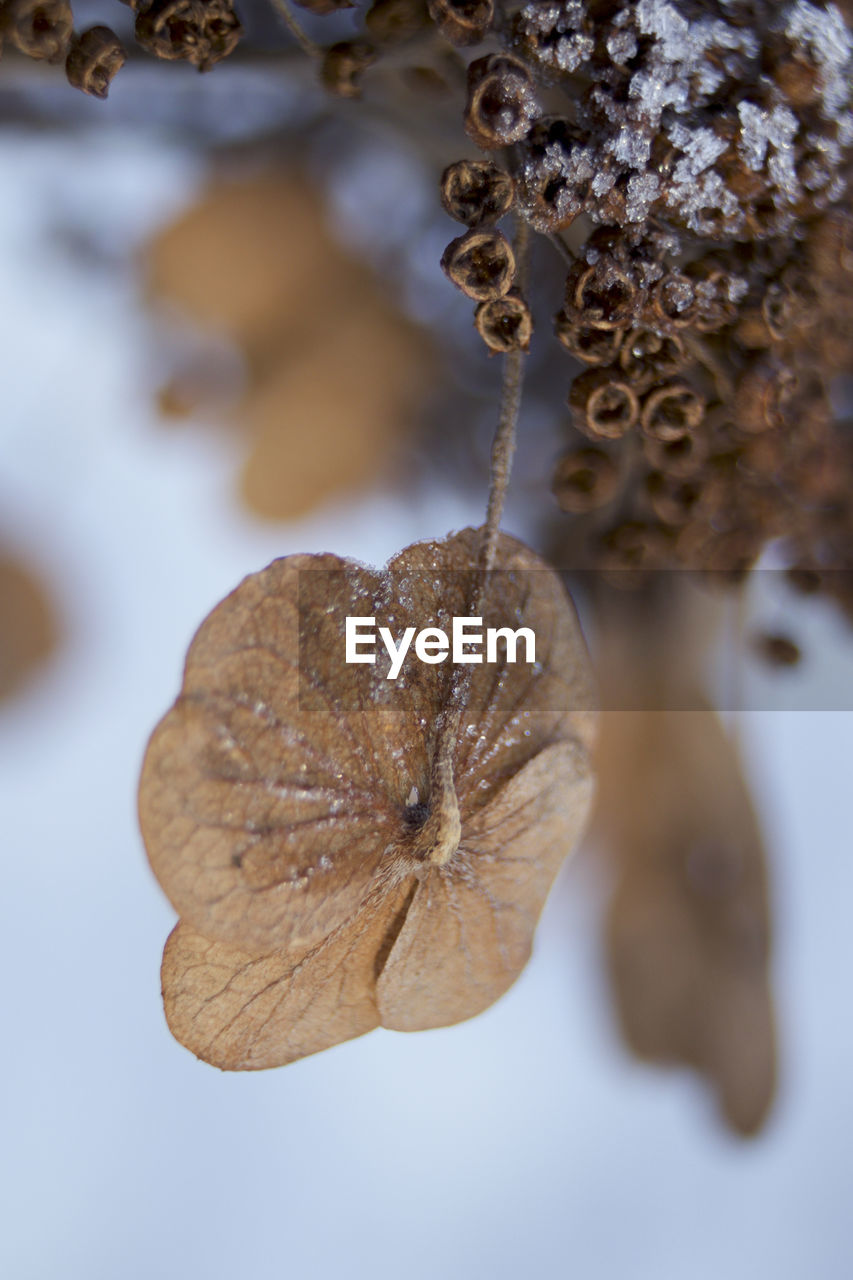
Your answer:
268,0 -> 323,59
478,214 -> 530,578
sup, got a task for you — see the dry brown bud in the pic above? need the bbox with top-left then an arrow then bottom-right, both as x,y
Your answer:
786,566 -> 822,596
734,363 -> 795,435
752,632 -> 801,668
554,314 -> 624,366
441,229 -> 516,302
320,40 -> 377,98
598,520 -> 673,580
134,0 -> 242,72
644,471 -> 702,526
365,0 -> 428,45
65,26 -> 126,99
474,288 -> 532,353
465,53 -> 539,150
642,426 -> 708,479
569,369 -> 639,441
440,160 -> 515,228
514,116 -> 590,232
619,329 -> 688,384
552,447 -> 619,513
640,381 -> 705,442
1,0 -> 72,62
427,0 -> 493,47
565,259 -> 637,331
649,271 -> 697,329
685,260 -> 743,333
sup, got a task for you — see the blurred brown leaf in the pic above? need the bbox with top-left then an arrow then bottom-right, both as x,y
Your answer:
0,552 -> 58,702
594,702 -> 776,1136
147,173 -> 431,521
140,528 -> 597,1068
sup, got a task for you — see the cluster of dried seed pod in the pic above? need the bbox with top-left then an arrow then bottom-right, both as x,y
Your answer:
547,196 -> 853,584
0,0 -> 243,89
440,159 -> 532,354
286,0 -> 853,609
0,0 -> 127,97
507,0 -> 852,240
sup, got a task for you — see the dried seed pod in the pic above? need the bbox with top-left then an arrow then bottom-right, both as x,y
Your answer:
598,521 -> 673,581
65,26 -> 126,100
427,0 -> 493,48
642,427 -> 708,479
465,53 -> 539,150
565,258 -> 637,331
514,115 -> 591,231
619,329 -> 687,384
734,363 -> 795,435
786,566 -> 822,596
440,160 -> 514,228
139,529 -> 597,1068
1,0 -> 72,62
735,305 -> 774,351
320,40 -> 376,98
808,208 -> 853,279
644,472 -> 702,527
569,369 -> 639,441
640,381 -> 705,442
737,430 -> 786,480
554,314 -> 624,366
649,271 -> 697,330
752,632 -> 801,668
761,278 -> 809,343
441,229 -> 516,302
474,289 -> 532,353
366,0 -> 428,45
552,447 -> 619,514
134,0 -> 242,71
686,260 -> 744,333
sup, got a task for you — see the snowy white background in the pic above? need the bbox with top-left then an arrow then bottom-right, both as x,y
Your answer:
1,130 -> 852,1280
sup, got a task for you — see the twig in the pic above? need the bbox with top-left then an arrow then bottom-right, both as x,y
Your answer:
478,215 -> 530,578
548,232 -> 576,268
267,0 -> 323,59
432,215 -> 531,801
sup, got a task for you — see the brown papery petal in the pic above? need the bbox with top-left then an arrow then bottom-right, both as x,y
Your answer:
162,871 -> 416,1070
377,740 -> 593,1030
597,706 -> 775,1136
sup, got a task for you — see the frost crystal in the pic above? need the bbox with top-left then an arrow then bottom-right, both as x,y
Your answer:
783,1 -> 853,117
625,173 -> 660,224
515,2 -> 594,74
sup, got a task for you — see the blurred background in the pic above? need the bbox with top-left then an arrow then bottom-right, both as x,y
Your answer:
2,14 -> 853,1279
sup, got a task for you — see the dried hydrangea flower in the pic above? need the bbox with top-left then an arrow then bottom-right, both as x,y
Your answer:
139,528 -> 596,1068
